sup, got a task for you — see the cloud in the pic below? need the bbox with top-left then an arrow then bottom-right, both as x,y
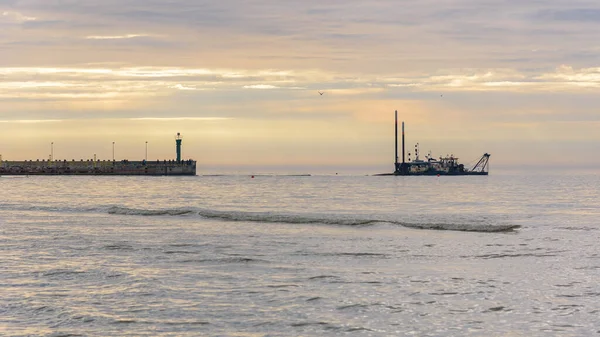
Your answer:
3,64 -> 600,107
385,67 -> 600,92
243,85 -> 279,89
0,81 -> 80,89
0,119 -> 61,123
4,0 -> 600,74
2,0 -> 600,166
129,117 -> 232,121
536,8 -> 600,22
171,84 -> 200,91
85,34 -> 155,39
2,11 -> 36,22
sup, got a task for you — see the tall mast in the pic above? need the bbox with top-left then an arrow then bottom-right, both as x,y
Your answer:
402,121 -> 405,164
394,110 -> 398,167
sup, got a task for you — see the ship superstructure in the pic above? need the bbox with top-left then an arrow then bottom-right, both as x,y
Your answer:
392,111 -> 490,176
0,133 -> 196,176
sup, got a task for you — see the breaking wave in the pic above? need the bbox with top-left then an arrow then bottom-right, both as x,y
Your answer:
108,206 -> 193,216
196,209 -> 383,226
106,206 -> 520,233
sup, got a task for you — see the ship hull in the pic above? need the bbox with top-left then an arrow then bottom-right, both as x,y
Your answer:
393,171 -> 488,176
375,171 -> 488,176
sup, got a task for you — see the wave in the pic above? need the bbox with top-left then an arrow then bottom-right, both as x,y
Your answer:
400,222 -> 519,232
196,209 -> 383,226
0,203 -> 101,214
178,257 -> 268,264
106,206 -> 520,233
206,210 -> 521,232
108,206 -> 192,216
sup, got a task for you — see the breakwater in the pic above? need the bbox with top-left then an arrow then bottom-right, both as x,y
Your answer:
0,159 -> 196,176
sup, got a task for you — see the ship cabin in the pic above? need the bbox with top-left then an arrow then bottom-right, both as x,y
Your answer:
406,154 -> 466,174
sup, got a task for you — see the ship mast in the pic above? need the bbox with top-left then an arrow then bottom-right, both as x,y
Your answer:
394,110 -> 407,174
394,110 -> 398,171
402,121 -> 405,165
393,110 -> 409,175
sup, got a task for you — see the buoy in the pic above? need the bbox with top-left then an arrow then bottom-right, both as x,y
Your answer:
437,174 -> 440,177
251,175 -> 254,178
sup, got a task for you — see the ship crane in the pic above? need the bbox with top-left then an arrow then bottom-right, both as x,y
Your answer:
470,153 -> 491,173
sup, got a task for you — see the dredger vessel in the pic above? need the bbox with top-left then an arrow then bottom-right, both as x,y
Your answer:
384,111 -> 490,176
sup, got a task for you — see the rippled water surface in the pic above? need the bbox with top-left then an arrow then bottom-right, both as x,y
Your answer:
1,172 -> 600,336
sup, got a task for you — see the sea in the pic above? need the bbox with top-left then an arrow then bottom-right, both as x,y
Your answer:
1,170 -> 599,336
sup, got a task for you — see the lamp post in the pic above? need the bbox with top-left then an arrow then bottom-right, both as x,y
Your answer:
145,141 -> 148,161
51,142 -> 54,161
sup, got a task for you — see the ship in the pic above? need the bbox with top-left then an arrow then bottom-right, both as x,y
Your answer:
380,110 -> 490,176
0,133 -> 196,176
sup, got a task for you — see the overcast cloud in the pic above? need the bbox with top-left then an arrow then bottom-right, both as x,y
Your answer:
1,0 -> 599,168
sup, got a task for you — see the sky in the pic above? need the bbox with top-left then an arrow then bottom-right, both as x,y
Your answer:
1,0 -> 600,173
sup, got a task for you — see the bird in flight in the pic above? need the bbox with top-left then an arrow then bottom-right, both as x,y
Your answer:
318,91 -> 324,96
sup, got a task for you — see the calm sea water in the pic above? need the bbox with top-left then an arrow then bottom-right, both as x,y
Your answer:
1,172 -> 599,336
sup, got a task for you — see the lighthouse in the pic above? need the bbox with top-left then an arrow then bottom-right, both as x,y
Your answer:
175,132 -> 182,162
